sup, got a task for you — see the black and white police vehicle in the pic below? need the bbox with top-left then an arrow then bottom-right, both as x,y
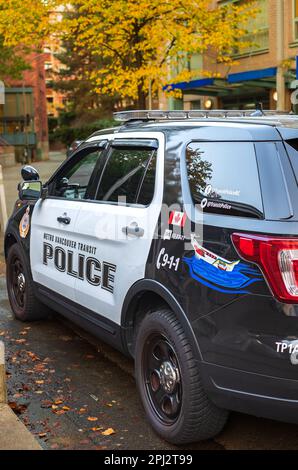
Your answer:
6,109 -> 298,444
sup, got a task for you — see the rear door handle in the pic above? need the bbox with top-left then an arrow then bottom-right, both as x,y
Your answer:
122,224 -> 144,237
57,215 -> 71,225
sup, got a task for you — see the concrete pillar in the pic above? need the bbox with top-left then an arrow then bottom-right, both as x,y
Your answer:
0,342 -> 6,403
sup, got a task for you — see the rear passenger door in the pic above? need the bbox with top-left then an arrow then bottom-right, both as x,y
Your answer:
73,133 -> 164,325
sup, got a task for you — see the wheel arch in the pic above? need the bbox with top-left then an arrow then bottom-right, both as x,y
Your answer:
4,232 -> 18,259
121,279 -> 202,361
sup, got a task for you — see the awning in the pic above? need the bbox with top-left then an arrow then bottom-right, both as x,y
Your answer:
164,67 -> 284,97
227,67 -> 277,83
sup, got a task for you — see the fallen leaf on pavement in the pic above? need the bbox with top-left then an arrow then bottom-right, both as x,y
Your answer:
54,399 -> 63,405
62,406 -> 70,411
52,409 -> 65,415
91,427 -> 103,432
8,402 -> 28,415
101,428 -> 115,436
87,417 -> 98,422
35,380 -> 44,385
27,351 -> 39,361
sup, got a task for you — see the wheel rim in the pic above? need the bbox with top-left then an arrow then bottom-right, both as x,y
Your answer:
143,333 -> 182,424
9,255 -> 26,309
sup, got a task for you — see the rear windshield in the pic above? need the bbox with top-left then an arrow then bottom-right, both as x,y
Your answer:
186,141 -> 263,219
285,139 -> 298,184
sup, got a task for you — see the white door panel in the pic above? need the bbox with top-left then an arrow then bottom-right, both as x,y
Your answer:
30,198 -> 82,301
74,202 -> 158,323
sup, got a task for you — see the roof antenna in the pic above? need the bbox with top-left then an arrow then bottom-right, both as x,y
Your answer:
250,102 -> 264,117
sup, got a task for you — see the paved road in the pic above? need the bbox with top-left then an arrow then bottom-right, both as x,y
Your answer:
1,275 -> 298,450
3,151 -> 65,216
2,152 -> 298,449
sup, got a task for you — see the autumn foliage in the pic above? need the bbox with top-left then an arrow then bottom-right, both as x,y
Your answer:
63,0 -> 257,107
0,0 -> 257,106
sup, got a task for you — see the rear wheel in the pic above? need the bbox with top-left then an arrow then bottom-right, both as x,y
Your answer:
6,243 -> 49,321
135,309 -> 228,444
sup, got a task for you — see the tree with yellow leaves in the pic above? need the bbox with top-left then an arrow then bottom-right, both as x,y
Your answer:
0,0 -> 56,78
64,0 -> 257,108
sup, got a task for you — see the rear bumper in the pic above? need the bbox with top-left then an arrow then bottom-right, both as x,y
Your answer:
202,362 -> 298,424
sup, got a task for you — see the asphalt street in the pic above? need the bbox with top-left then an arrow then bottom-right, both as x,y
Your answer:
2,153 -> 298,450
2,273 -> 298,450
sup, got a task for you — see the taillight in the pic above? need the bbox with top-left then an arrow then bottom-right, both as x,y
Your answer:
231,233 -> 298,304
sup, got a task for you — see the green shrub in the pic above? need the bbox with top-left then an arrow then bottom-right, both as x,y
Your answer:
49,118 -> 118,146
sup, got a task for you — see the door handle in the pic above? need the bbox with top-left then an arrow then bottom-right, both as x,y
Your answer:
57,215 -> 71,225
122,224 -> 144,237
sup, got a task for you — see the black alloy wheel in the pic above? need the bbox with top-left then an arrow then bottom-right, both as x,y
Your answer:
143,333 -> 182,424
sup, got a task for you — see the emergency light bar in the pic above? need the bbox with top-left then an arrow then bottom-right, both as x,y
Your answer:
113,109 -> 290,123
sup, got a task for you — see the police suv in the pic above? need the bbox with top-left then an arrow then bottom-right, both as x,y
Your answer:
5,109 -> 298,444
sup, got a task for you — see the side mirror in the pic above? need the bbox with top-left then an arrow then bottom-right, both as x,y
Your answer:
19,180 -> 42,201
21,165 -> 39,181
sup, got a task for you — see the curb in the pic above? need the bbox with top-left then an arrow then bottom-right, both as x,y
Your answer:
0,341 -> 6,403
0,341 -> 42,450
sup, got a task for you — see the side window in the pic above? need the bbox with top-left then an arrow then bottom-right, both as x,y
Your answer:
136,152 -> 156,205
285,139 -> 298,184
186,142 -> 263,218
96,145 -> 156,205
50,148 -> 102,200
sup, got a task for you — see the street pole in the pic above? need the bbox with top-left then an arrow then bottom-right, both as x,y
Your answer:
148,79 -> 152,110
276,0 -> 285,111
22,81 -> 29,164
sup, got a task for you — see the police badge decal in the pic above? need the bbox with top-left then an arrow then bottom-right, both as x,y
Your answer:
19,206 -> 30,238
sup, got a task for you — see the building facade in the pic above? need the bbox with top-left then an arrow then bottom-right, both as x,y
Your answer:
165,0 -> 298,112
44,7 -> 67,119
0,53 -> 49,163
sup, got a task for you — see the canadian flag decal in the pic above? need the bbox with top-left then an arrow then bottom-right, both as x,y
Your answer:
168,211 -> 186,227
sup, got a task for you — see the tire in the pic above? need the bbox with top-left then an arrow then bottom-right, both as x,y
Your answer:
135,309 -> 228,444
6,243 -> 49,322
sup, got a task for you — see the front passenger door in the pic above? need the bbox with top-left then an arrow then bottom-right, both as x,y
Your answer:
73,134 -> 164,325
30,144 -> 105,301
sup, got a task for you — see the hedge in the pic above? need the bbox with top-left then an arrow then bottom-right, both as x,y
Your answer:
49,119 -> 118,146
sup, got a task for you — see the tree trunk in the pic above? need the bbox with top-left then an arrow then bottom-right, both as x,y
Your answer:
136,85 -> 147,109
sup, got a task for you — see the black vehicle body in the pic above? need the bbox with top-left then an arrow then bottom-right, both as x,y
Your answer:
6,113 -> 298,430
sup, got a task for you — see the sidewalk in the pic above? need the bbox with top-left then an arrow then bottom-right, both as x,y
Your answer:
3,150 -> 65,216
0,404 -> 42,450
0,153 -> 65,449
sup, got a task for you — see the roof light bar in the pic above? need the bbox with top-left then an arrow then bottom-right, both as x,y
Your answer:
113,109 -> 289,123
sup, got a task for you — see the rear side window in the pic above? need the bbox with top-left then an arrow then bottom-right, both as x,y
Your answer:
186,142 -> 263,218
285,139 -> 298,184
96,146 -> 156,205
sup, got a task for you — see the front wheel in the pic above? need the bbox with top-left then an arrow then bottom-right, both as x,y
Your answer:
135,309 -> 228,444
6,243 -> 49,322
